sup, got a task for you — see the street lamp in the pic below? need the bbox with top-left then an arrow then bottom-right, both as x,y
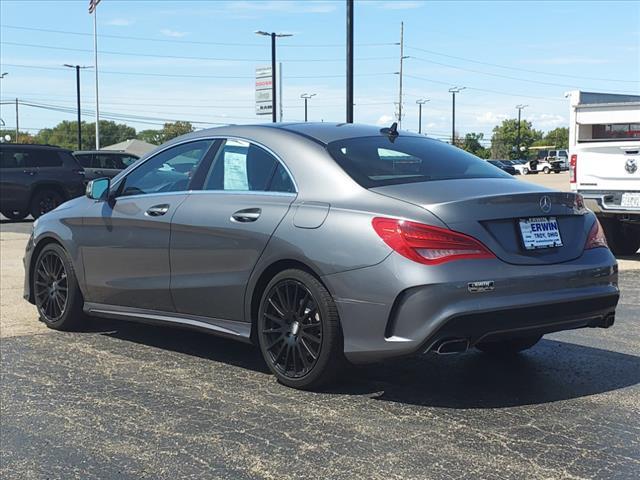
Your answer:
448,87 -> 465,145
515,104 -> 528,157
0,72 -> 8,79
416,98 -> 429,134
63,64 -> 93,150
255,30 -> 293,123
300,93 -> 316,122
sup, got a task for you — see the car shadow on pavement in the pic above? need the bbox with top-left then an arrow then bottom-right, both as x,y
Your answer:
85,318 -> 640,409
334,339 -> 640,409
86,317 -> 271,374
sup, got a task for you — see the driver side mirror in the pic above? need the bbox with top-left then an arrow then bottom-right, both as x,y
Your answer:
86,177 -> 110,201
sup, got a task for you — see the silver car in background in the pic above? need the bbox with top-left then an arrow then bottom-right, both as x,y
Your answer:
24,123 -> 619,389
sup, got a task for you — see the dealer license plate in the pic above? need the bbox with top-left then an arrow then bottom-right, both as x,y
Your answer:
621,192 -> 640,208
519,217 -> 563,250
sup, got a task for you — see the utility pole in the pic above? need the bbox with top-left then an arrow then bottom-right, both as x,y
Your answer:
256,31 -> 292,123
515,104 -> 528,157
346,0 -> 354,123
300,93 -> 316,122
279,62 -> 283,122
416,99 -> 429,134
397,22 -> 408,128
448,86 -> 465,145
92,4 -> 101,149
64,64 -> 92,150
15,98 -> 19,143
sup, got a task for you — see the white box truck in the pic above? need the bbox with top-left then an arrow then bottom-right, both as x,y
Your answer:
567,90 -> 640,255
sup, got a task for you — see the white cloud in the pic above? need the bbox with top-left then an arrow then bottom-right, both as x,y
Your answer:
376,114 -> 395,126
529,113 -> 566,129
226,1 -> 337,14
476,112 -> 509,124
378,1 -> 424,10
160,29 -> 189,38
106,18 -> 134,27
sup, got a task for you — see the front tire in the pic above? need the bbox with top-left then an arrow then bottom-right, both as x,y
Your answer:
33,243 -> 85,330
543,167 -> 550,174
30,189 -> 64,219
257,269 -> 343,390
476,335 -> 542,355
522,167 -> 529,175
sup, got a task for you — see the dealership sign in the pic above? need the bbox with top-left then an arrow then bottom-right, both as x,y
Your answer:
255,66 -> 273,115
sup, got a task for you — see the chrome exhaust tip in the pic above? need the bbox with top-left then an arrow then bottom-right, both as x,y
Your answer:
435,338 -> 470,355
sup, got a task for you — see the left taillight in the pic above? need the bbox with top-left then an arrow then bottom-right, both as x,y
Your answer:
372,217 -> 495,265
584,218 -> 608,250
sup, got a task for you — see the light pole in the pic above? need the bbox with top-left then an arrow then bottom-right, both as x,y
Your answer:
448,86 -> 465,145
416,98 -> 429,134
64,64 -> 92,150
346,0 -> 354,123
256,31 -> 292,123
515,104 -> 528,157
300,93 -> 316,122
0,73 -> 7,133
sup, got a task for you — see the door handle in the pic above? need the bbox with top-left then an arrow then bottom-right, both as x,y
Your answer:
231,208 -> 261,223
145,204 -> 170,217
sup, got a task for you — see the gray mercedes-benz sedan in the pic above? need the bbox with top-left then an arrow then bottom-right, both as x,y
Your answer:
23,123 -> 619,389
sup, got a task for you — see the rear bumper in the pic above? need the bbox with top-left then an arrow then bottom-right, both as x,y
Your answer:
323,248 -> 619,364
581,191 -> 640,217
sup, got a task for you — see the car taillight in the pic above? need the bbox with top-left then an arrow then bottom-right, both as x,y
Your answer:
584,218 -> 608,250
372,217 -> 495,265
569,154 -> 577,183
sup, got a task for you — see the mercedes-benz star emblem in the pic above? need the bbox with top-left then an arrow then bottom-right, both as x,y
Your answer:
539,195 -> 552,213
625,158 -> 638,174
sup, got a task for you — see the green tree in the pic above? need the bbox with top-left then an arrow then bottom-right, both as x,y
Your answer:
0,129 -> 37,144
490,119 -> 543,159
137,129 -> 163,145
461,132 -> 490,158
543,127 -> 569,149
160,121 -> 194,142
36,120 -> 136,150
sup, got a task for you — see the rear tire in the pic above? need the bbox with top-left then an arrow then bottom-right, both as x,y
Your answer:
33,243 -> 85,331
30,189 -> 64,219
1,209 -> 28,220
257,269 -> 344,390
522,167 -> 529,175
476,335 -> 542,355
601,219 -> 640,256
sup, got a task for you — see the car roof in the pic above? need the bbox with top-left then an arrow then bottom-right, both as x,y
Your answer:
0,143 -> 70,151
73,150 -> 133,155
185,122 -> 421,146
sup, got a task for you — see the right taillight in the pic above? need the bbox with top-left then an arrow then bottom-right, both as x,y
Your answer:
569,154 -> 577,183
585,218 -> 608,250
372,217 -> 495,265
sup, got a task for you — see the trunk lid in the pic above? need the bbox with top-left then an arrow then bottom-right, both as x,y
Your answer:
371,178 -> 591,265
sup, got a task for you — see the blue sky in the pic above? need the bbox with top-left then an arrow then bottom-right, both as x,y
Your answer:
1,0 -> 638,143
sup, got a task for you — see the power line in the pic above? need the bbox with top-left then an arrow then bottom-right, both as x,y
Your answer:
404,73 -> 565,102
0,63 -> 395,81
1,41 -> 396,63
0,24 -> 397,48
410,56 -> 640,94
406,45 -> 639,84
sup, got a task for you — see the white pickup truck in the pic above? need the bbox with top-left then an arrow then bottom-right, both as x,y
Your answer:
567,91 -> 640,255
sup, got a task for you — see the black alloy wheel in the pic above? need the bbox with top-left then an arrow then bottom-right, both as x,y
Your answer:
257,269 -> 344,389
261,279 -> 323,379
34,250 -> 68,322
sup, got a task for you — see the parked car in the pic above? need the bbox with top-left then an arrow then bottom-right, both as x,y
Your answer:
73,150 -> 139,182
0,144 -> 85,219
507,159 -> 529,175
24,123 -> 619,390
487,160 -> 518,175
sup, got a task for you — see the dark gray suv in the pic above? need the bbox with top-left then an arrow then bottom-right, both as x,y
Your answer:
73,150 -> 139,182
0,144 -> 85,219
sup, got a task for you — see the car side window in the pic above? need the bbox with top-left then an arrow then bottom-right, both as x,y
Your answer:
75,154 -> 92,168
94,154 -> 120,169
203,140 -> 295,193
28,150 -> 63,168
0,149 -> 27,168
120,155 -> 138,167
118,140 -> 213,197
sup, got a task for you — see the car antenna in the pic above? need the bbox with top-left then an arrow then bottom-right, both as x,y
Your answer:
380,121 -> 399,138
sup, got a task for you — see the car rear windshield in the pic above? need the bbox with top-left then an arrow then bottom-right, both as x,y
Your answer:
326,135 -> 509,188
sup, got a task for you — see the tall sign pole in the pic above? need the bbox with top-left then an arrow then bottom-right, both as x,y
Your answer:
398,22 -> 404,128
90,0 -> 101,149
346,0 -> 354,123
